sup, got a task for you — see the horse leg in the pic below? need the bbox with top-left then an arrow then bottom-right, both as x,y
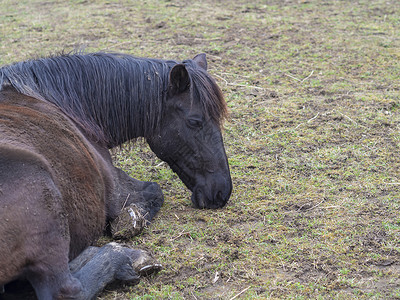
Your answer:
28,242 -> 161,300
108,166 -> 164,223
70,243 -> 161,299
27,265 -> 83,300
20,183 -> 84,300
0,157 -> 83,300
68,246 -> 99,274
92,145 -> 164,224
19,210 -> 84,299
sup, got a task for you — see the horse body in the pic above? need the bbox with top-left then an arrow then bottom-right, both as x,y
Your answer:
0,89 -> 115,298
0,89 -> 163,298
0,52 -> 232,299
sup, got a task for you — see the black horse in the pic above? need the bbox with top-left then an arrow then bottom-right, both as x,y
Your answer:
1,52 -> 232,209
0,52 -> 232,299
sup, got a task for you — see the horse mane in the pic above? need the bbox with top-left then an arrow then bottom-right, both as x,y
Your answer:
182,59 -> 228,128
0,52 -> 227,147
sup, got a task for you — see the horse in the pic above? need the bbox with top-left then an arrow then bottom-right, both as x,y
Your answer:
0,52 -> 232,299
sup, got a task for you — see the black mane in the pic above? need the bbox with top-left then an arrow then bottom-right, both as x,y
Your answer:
0,52 -> 227,147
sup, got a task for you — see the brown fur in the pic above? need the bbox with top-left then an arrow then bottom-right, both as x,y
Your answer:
0,87 -> 117,294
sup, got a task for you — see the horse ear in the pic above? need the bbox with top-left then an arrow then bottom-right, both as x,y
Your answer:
193,53 -> 207,71
169,64 -> 190,95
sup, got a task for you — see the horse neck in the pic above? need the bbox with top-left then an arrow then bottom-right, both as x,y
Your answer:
93,84 -> 165,148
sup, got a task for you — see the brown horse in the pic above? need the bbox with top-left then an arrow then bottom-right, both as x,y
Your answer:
0,88 -> 163,299
0,52 -> 232,299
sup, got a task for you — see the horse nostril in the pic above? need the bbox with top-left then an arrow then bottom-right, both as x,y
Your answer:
214,186 -> 231,208
215,190 -> 226,207
193,189 -> 206,209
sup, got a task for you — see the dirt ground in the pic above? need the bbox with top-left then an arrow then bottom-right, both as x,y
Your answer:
1,0 -> 399,299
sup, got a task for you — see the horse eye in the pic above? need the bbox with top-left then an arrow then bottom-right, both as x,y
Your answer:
187,119 -> 203,128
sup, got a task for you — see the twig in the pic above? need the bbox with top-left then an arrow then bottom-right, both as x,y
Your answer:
121,193 -> 130,210
319,198 -> 347,210
193,37 -> 221,41
170,230 -> 191,241
307,112 -> 320,123
295,112 -> 320,129
229,286 -> 251,300
212,271 -> 220,284
190,290 -> 198,300
206,53 -> 222,60
294,123 -> 304,129
213,74 -> 265,90
279,257 -> 286,272
302,70 -> 314,82
298,198 -> 326,212
285,73 -> 301,82
339,112 -> 359,126
229,83 -> 265,90
319,205 -> 342,209
285,70 -> 314,83
213,74 -> 229,85
253,100 -> 268,107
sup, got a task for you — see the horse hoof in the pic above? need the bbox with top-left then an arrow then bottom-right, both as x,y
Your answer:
138,263 -> 162,277
110,204 -> 145,239
103,243 -> 162,278
129,249 -> 162,276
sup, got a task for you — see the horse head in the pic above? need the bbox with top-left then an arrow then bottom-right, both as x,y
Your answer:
147,54 -> 232,209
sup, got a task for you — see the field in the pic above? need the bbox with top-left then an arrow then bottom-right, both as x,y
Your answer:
1,0 -> 400,299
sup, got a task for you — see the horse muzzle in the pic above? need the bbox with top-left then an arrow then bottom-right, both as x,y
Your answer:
190,173 -> 232,209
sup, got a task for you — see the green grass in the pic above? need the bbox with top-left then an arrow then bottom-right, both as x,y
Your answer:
1,0 -> 400,298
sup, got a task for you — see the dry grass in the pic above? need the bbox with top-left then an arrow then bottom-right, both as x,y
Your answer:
1,0 -> 400,298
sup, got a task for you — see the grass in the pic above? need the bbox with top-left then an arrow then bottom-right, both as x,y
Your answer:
1,0 -> 400,298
